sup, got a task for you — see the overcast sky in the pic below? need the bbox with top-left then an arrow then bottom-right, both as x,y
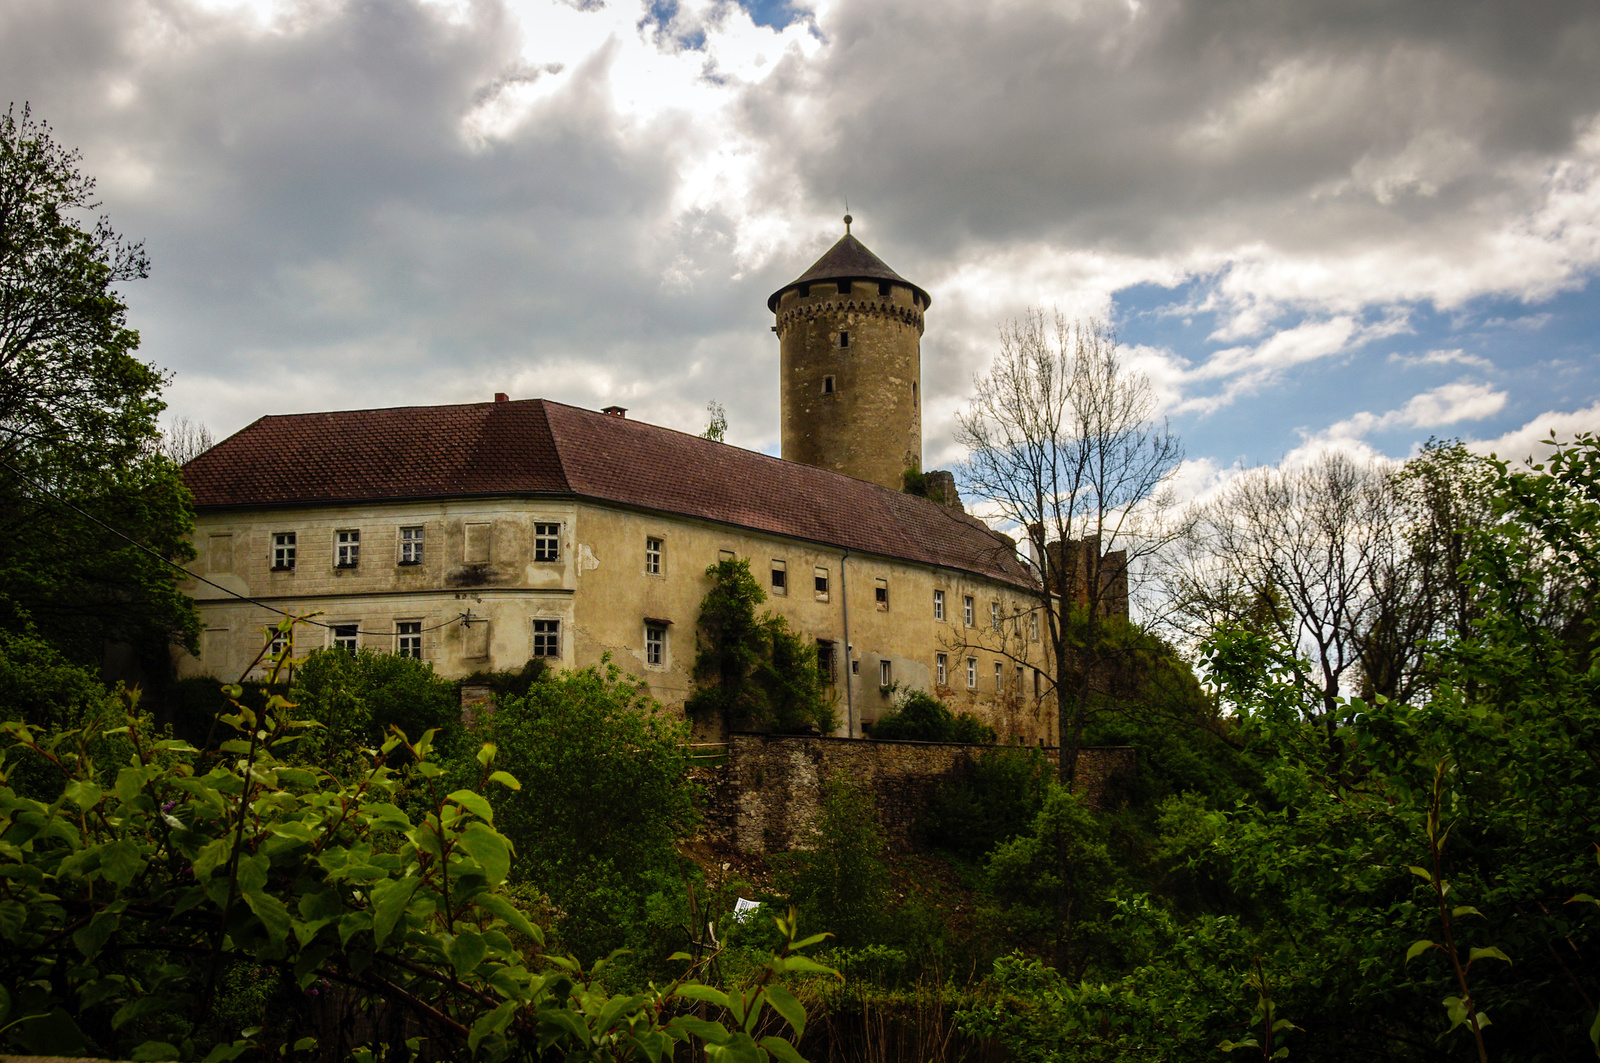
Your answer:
4,0 -> 1598,500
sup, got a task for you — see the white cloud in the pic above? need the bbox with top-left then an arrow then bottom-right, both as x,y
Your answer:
1318,381 -> 1508,444
1468,401 -> 1600,464
1389,348 -> 1495,371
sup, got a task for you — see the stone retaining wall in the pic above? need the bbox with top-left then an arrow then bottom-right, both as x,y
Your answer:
695,734 -> 1135,854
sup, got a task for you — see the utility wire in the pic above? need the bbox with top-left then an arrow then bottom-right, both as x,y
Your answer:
1,457 -> 470,637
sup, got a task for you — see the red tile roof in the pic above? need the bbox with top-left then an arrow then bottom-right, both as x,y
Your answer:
184,399 -> 1033,588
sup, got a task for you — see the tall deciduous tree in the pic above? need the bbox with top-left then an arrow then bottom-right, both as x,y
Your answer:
0,104 -> 197,686
956,312 -> 1183,785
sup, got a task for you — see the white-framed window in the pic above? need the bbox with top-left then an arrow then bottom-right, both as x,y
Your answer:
933,589 -> 945,620
936,653 -> 948,685
400,526 -> 424,565
272,532 -> 296,570
267,628 -> 288,658
336,529 -> 360,568
875,577 -> 889,610
396,621 -> 421,659
771,559 -> 787,594
814,567 -> 830,601
532,618 -> 560,658
879,659 -> 892,687
817,641 -> 836,683
963,595 -> 974,626
534,523 -> 561,562
990,600 -> 1000,631
645,623 -> 666,666
966,657 -> 977,689
1016,664 -> 1025,692
995,662 -> 1003,692
1030,612 -> 1039,642
645,537 -> 663,575
333,624 -> 358,653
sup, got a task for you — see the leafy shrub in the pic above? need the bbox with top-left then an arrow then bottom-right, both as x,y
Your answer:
289,647 -> 463,767
685,559 -> 837,734
0,636 -> 830,1062
777,773 -> 892,947
920,747 -> 1052,861
867,686 -> 995,744
471,662 -> 699,963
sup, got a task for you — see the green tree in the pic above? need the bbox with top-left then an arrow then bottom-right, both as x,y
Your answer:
778,773 -> 892,947
289,646 -> 465,768
685,559 -> 836,734
867,685 -> 996,743
473,663 -> 700,962
0,103 -> 197,685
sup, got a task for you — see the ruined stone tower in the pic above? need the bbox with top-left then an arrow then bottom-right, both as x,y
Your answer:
769,217 -> 929,491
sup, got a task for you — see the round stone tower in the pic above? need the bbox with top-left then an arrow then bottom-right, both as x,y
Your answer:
769,217 -> 930,491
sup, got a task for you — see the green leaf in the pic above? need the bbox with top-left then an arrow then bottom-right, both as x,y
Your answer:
99,837 -> 145,889
63,779 -> 102,811
370,876 -> 421,948
72,908 -> 121,959
458,822 -> 511,887
1451,906 -> 1483,918
488,770 -> 521,791
1405,940 -> 1436,963
245,890 -> 293,946
473,891 -> 543,945
445,930 -> 487,977
468,1000 -> 517,1055
1468,946 -> 1512,965
448,789 -> 495,823
1407,865 -> 1432,884
763,985 -> 806,1038
673,984 -> 733,1010
131,1041 -> 181,1061
668,1016 -> 731,1042
760,1035 -> 808,1063
774,954 -> 842,978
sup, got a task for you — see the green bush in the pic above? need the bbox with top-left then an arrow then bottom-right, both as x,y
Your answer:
777,773 -> 892,948
921,747 -> 1052,861
289,646 -> 463,767
867,686 -> 995,744
685,559 -> 837,734
471,662 -> 699,964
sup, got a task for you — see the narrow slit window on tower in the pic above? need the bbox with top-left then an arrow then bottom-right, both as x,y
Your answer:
822,376 -> 835,394
838,330 -> 849,348
878,281 -> 891,297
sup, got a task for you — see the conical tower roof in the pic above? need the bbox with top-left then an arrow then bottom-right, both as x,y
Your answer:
767,220 -> 930,311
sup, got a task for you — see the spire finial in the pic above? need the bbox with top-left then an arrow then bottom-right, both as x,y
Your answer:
843,213 -> 852,235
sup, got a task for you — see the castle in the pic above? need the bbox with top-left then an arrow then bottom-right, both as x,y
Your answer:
177,220 -> 1061,742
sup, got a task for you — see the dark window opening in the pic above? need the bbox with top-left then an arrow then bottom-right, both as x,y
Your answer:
823,376 -> 835,394
878,281 -> 891,297
839,331 -> 850,348
817,641 -> 835,683
837,280 -> 851,295
798,283 -> 810,298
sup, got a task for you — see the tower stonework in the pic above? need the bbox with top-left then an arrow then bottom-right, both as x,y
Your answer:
769,219 -> 930,491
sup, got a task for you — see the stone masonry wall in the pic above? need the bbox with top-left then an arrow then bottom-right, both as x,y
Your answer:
696,734 -> 1136,854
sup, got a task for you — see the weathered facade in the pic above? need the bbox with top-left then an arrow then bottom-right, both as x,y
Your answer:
178,399 -> 1058,741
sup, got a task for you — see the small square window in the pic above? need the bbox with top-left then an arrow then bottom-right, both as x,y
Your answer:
878,281 -> 891,297
396,621 -> 421,659
875,578 -> 889,610
336,529 -> 360,568
333,624 -> 358,654
646,537 -> 663,576
837,280 -> 852,296
814,567 -> 830,600
771,560 -> 787,594
966,657 -> 977,689
963,595 -> 974,627
534,523 -> 561,563
933,589 -> 945,621
851,658 -> 860,676
936,652 -> 948,685
272,532 -> 297,570
879,659 -> 892,687
645,623 -> 666,666
400,526 -> 424,565
817,641 -> 836,683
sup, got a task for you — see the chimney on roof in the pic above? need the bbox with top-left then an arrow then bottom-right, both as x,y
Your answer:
494,393 -> 509,402
602,405 -> 627,417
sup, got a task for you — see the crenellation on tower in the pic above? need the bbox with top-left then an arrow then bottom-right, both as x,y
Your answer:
769,218 -> 929,491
